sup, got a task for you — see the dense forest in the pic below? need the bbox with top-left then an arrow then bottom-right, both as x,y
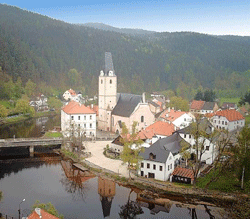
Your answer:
0,4 -> 250,98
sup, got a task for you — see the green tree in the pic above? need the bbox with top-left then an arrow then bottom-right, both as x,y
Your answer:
15,99 -> 35,116
169,96 -> 189,111
235,126 -> 250,189
194,89 -> 203,100
25,79 -> 36,97
48,97 -> 62,109
120,122 -> 144,179
14,76 -> 24,99
32,200 -> 64,219
3,78 -> 15,99
0,104 -> 8,118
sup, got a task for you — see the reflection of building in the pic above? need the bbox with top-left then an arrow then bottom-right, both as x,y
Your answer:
98,177 -> 116,218
61,160 -> 95,183
136,193 -> 172,215
27,208 -> 59,219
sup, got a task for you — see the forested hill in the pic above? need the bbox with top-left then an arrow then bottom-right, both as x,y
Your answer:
0,4 -> 250,97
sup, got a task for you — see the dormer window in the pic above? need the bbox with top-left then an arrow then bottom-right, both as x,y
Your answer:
149,153 -> 156,160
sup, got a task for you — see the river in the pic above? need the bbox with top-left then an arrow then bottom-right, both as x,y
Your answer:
0,156 -> 226,219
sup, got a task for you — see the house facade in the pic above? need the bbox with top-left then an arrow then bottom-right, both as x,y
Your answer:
211,109 -> 245,131
61,101 -> 96,138
190,100 -> 219,115
139,133 -> 189,181
98,52 -> 155,133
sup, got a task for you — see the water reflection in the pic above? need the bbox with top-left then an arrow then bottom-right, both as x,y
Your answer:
98,177 -> 116,218
0,114 -> 60,139
60,160 -> 95,201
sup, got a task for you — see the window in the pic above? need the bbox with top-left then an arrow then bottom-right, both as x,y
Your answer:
214,120 -> 216,123
153,164 -> 156,170
189,135 -> 191,139
78,124 -> 80,128
222,121 -> 224,125
141,171 -> 144,176
90,123 -> 92,128
101,79 -> 103,84
78,116 -> 80,120
90,115 -> 92,120
90,132 -> 92,135
184,118 -> 186,121
168,165 -> 170,170
159,166 -> 163,171
84,124 -> 86,128
141,116 -> 144,123
110,79 -> 112,84
225,121 -> 227,125
218,120 -> 220,124
71,116 -> 74,120
170,164 -> 172,169
147,163 -> 150,169
206,146 -> 209,151
141,162 -> 144,168
184,134 -> 186,138
84,116 -> 86,120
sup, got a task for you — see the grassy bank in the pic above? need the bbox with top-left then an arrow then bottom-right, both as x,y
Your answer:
43,131 -> 62,138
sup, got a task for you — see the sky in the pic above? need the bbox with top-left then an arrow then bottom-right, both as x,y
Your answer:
2,0 -> 250,36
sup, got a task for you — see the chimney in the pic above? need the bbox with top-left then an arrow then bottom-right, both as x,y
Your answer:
168,107 -> 170,113
91,104 -> 94,109
142,92 -> 146,103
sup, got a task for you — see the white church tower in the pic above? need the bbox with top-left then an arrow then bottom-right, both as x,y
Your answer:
98,52 -> 117,131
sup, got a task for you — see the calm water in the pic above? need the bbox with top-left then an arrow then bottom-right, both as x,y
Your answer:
0,114 -> 61,139
0,157 -> 225,219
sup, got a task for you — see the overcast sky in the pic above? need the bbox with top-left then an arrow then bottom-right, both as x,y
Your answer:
2,0 -> 250,36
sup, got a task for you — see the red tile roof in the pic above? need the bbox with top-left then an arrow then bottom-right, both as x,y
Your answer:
171,167 -> 194,179
160,109 -> 186,122
62,101 -> 95,114
68,89 -> 76,96
87,105 -> 99,116
139,121 -> 175,139
214,109 -> 244,122
28,208 -> 59,219
190,100 -> 205,110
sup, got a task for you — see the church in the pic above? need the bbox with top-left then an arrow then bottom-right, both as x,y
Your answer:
98,52 -> 155,133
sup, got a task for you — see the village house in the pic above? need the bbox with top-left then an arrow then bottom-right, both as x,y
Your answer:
139,132 -> 190,181
148,95 -> 166,115
63,88 -> 83,103
98,52 -> 155,133
176,119 -> 217,165
210,109 -> 245,132
61,100 -> 96,138
26,208 -> 59,219
221,102 -> 237,110
170,167 -> 195,184
158,108 -> 193,129
29,94 -> 48,111
190,100 -> 219,115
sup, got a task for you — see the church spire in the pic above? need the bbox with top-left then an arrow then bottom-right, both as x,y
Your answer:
105,52 -> 115,75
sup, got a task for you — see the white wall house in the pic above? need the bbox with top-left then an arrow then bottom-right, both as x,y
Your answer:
159,108 -> 193,129
61,101 -> 96,138
63,89 -> 76,101
211,109 -> 245,132
139,133 -> 188,181
177,120 -> 217,165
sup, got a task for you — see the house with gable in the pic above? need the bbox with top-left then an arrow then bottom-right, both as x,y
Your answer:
221,102 -> 237,110
139,132 -> 190,181
176,118 -> 217,165
190,100 -> 219,115
158,108 -> 193,129
210,109 -> 245,131
98,52 -> 155,133
63,88 -> 77,101
61,100 -> 96,138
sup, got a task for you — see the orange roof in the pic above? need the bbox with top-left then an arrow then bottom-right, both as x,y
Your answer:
87,105 -> 99,116
190,100 -> 205,110
171,167 -> 194,179
62,101 -> 95,114
214,109 -> 244,122
28,208 -> 59,219
160,109 -> 185,122
139,121 -> 175,138
68,89 -> 76,96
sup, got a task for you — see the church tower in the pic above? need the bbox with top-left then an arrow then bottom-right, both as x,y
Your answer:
98,52 -> 117,131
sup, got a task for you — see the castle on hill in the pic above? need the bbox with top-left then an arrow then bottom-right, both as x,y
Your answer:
98,52 -> 154,133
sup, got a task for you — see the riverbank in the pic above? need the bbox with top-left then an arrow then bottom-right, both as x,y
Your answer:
59,144 -> 248,209
0,111 -> 59,126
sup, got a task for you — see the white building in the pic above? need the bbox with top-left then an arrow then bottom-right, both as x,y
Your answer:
210,109 -> 245,132
158,108 -> 193,129
139,133 -> 189,181
61,101 -> 96,138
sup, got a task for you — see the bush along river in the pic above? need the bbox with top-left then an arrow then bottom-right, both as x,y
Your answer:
0,154 -> 227,219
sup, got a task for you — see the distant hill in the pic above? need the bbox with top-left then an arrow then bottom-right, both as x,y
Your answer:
0,4 -> 250,98
82,22 -> 156,35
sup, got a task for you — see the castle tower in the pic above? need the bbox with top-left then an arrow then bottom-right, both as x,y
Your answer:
98,52 -> 117,131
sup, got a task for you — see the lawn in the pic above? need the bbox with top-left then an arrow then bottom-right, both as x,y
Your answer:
196,168 -> 250,194
43,131 -> 62,138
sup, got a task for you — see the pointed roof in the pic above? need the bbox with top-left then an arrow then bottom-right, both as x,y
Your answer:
213,109 -> 244,122
105,52 -> 115,75
112,93 -> 142,117
27,208 -> 59,219
160,108 -> 186,122
171,167 -> 194,179
190,100 -> 205,110
68,89 -> 76,96
62,101 -> 95,114
141,121 -> 175,137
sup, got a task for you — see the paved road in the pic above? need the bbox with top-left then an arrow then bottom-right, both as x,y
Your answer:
84,140 -> 130,177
